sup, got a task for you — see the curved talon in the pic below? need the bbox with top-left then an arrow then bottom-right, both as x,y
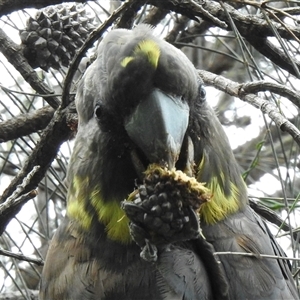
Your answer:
140,239 -> 158,262
129,222 -> 150,248
122,201 -> 146,222
187,206 -> 202,238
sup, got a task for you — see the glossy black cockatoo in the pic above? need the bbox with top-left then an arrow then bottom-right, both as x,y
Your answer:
40,25 -> 299,300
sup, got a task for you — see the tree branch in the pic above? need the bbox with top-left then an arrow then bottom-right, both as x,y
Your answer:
0,106 -> 55,142
147,0 -> 227,28
242,81 -> 300,108
212,1 -> 300,40
143,6 -> 169,26
147,0 -> 300,40
145,1 -> 300,77
0,107 -> 72,235
198,70 -> 300,147
116,0 -> 147,29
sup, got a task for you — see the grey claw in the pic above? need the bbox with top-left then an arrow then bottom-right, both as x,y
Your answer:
140,239 -> 158,262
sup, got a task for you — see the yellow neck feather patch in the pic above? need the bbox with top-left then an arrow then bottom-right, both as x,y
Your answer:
197,158 -> 243,224
68,199 -> 92,230
121,39 -> 161,69
67,176 -> 92,230
67,176 -> 132,244
199,175 -> 241,224
91,189 -> 131,244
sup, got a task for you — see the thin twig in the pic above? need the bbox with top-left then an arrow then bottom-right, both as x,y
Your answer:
260,9 -> 300,78
214,251 -> 300,261
249,198 -> 298,241
0,248 -> 43,266
0,84 -> 75,98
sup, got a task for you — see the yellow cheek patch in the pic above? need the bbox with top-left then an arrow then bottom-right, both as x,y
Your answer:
197,158 -> 242,224
121,39 -> 161,69
67,200 -> 92,230
199,176 -> 241,224
67,176 -> 93,230
67,177 -> 132,244
91,189 -> 131,244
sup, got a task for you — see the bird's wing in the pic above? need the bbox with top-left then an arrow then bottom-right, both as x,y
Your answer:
202,206 -> 299,299
40,218 -> 107,300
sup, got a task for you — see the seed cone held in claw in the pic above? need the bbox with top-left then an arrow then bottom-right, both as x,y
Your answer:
144,164 -> 211,211
124,164 -> 211,242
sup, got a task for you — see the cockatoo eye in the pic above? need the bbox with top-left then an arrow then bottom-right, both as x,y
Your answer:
94,103 -> 103,120
198,85 -> 206,102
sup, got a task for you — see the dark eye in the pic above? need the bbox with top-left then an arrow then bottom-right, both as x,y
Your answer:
94,103 -> 102,120
199,85 -> 206,102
